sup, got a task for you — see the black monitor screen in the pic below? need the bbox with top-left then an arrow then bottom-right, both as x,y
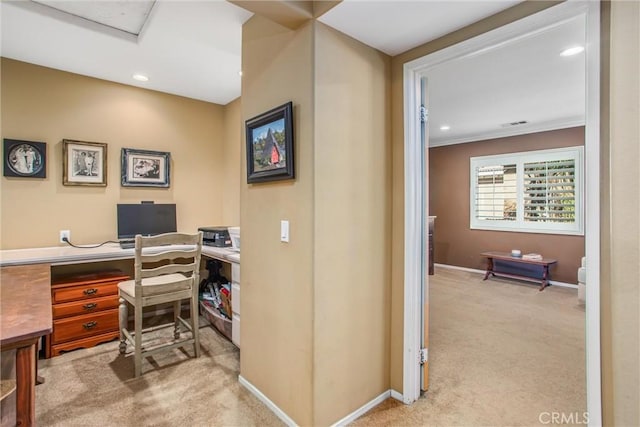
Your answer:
117,203 -> 177,239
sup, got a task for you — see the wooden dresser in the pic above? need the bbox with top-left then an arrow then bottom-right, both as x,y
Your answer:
45,270 -> 129,358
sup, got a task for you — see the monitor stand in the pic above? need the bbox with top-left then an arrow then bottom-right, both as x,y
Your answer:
119,240 -> 135,249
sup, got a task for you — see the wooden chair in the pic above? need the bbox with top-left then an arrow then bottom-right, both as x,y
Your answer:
118,231 -> 203,377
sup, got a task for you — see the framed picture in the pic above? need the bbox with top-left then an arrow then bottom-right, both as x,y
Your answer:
121,148 -> 170,188
62,139 -> 107,186
245,101 -> 294,183
3,139 -> 47,178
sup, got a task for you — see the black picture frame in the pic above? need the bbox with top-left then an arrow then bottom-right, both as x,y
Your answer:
3,139 -> 47,178
245,101 -> 294,183
121,148 -> 171,188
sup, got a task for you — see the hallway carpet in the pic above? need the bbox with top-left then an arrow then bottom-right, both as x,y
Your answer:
351,267 -> 586,426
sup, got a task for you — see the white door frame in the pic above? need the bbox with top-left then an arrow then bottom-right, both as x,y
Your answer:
402,1 -> 601,424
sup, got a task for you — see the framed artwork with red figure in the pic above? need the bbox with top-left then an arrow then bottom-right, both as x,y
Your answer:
245,101 -> 294,184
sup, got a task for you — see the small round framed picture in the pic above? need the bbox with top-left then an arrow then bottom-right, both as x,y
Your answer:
3,139 -> 47,178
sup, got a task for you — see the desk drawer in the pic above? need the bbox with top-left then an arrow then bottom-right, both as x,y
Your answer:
52,281 -> 119,304
52,309 -> 119,344
52,295 -> 120,319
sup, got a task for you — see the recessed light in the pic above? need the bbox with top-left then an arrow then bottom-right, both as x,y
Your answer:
560,46 -> 584,57
440,125 -> 451,131
132,74 -> 149,82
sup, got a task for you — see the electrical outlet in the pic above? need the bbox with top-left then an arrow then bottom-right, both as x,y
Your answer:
59,230 -> 71,243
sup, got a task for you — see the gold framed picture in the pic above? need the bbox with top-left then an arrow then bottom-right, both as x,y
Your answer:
62,139 -> 107,186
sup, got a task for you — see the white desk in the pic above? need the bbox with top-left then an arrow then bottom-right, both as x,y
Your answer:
0,243 -> 239,267
0,243 -> 242,348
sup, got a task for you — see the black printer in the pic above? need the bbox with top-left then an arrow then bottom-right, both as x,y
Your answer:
198,226 -> 232,247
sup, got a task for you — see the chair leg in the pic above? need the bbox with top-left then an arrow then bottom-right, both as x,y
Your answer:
192,292 -> 200,358
173,300 -> 181,339
134,304 -> 143,378
118,297 -> 128,355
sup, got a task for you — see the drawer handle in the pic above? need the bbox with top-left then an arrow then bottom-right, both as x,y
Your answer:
83,288 -> 98,296
83,303 -> 97,310
82,321 -> 98,330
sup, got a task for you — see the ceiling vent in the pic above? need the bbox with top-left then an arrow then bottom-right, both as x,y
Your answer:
501,120 -> 529,128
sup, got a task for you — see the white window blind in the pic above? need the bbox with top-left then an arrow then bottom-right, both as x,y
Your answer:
475,164 -> 517,221
523,159 -> 576,223
470,146 -> 584,235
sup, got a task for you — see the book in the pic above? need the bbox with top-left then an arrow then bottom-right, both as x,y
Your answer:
522,253 -> 543,261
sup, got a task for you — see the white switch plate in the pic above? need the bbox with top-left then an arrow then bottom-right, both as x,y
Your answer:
280,220 -> 289,243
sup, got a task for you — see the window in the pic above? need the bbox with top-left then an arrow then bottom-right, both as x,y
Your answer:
470,146 -> 584,235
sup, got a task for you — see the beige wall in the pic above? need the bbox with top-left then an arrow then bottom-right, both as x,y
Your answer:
430,127 -> 585,283
240,15 -> 315,425
313,22 -> 391,425
0,59 -> 238,249
222,97 -> 242,226
240,14 -> 391,426
389,0 -> 559,393
601,1 -> 640,425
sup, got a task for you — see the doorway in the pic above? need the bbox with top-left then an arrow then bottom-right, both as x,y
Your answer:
402,1 -> 601,423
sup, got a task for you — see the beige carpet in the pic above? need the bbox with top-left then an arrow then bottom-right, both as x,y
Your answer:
35,268 -> 585,426
35,319 -> 283,427
352,267 -> 586,426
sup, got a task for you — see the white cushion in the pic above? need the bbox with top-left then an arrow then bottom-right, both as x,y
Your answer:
578,267 -> 586,284
118,273 -> 192,298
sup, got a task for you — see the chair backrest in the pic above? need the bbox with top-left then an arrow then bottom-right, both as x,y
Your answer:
133,231 -> 203,297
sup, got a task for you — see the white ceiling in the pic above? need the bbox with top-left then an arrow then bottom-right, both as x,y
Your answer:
318,0 -> 522,56
319,1 -> 585,145
1,0 -> 253,105
427,15 -> 586,146
0,1 -> 585,145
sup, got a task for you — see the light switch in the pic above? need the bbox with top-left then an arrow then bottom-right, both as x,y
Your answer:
280,220 -> 289,243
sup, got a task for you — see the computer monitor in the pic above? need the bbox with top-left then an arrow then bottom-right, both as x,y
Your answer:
117,203 -> 177,239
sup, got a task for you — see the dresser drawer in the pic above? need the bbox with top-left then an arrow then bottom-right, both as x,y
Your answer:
52,281 -> 119,304
50,331 -> 120,357
52,309 -> 119,344
52,295 -> 120,319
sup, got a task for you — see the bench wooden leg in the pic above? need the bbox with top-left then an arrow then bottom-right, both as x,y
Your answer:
483,257 -> 494,280
539,265 -> 551,291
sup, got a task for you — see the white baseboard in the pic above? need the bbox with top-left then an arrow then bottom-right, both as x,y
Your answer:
434,263 -> 578,289
545,281 -> 577,289
238,375 -> 298,427
434,263 -> 482,274
390,389 -> 404,402
238,376 -> 392,427
331,390 -> 391,427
